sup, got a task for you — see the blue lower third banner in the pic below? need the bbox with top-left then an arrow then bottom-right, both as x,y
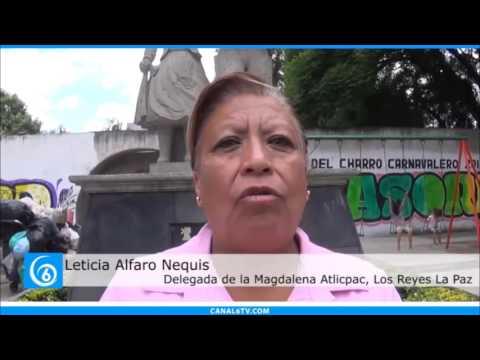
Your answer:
1,306 -> 479,315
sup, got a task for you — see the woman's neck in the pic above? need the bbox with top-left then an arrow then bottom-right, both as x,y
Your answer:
210,233 -> 300,301
211,233 -> 300,254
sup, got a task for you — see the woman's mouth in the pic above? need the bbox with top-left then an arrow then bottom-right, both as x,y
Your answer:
239,186 -> 280,204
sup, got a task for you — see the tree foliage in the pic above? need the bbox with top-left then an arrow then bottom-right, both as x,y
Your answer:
0,89 -> 42,135
283,49 -> 480,129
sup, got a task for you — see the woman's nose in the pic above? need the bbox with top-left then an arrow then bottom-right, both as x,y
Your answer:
241,139 -> 272,175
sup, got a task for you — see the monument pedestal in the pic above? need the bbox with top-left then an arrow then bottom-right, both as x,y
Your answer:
69,164 -> 361,300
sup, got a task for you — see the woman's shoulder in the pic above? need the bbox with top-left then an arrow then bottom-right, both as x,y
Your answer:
100,227 -> 212,301
297,228 -> 401,301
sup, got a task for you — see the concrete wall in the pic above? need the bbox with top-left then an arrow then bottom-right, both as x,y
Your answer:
93,131 -> 161,164
0,131 -> 161,221
1,128 -> 479,235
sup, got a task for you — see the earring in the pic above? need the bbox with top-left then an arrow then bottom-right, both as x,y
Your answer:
195,195 -> 201,204
306,190 -> 311,201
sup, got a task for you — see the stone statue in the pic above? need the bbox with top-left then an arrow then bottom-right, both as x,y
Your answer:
214,49 -> 273,85
134,48 -> 209,161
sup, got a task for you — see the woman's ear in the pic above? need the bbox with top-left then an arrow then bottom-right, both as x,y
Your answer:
193,170 -> 202,207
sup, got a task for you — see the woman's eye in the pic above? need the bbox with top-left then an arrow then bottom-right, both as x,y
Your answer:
269,135 -> 294,149
214,137 -> 240,151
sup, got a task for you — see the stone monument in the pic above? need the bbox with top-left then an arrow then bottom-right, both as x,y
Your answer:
215,49 -> 273,84
134,48 -> 209,161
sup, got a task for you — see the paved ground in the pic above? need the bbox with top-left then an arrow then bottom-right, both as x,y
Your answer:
358,230 -> 479,297
359,229 -> 479,254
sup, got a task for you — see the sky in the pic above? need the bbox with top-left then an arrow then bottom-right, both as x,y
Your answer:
0,48 -> 217,132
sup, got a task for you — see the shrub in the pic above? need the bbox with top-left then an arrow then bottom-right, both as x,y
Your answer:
397,287 -> 479,302
17,288 -> 68,301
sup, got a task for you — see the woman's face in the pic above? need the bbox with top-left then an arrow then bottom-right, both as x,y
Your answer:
193,94 -> 308,252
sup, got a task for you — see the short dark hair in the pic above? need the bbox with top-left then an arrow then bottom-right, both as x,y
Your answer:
186,72 -> 305,170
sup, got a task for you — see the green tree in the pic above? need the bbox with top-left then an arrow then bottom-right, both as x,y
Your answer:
0,88 -> 42,135
378,49 -> 480,128
284,49 -> 480,129
285,50 -> 387,128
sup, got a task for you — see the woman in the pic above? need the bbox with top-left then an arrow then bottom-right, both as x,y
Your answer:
102,72 -> 401,301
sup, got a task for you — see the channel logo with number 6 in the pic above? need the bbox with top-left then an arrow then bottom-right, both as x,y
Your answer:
24,253 -> 63,289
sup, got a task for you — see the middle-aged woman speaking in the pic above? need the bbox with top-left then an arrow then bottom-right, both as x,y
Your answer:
101,72 -> 401,302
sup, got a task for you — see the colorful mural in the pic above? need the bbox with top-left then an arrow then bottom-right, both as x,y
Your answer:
347,172 -> 479,222
310,137 -> 479,226
0,178 -> 76,210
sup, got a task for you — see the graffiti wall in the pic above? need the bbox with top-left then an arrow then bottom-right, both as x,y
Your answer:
1,178 -> 62,208
308,135 -> 480,235
0,131 -> 160,223
0,133 -> 98,222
